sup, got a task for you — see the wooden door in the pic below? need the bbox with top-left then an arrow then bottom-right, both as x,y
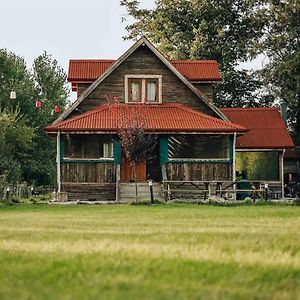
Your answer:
121,155 -> 146,182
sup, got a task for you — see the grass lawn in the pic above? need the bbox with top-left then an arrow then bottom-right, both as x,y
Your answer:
0,204 -> 299,300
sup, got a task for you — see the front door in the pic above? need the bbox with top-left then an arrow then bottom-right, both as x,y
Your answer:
120,153 -> 146,181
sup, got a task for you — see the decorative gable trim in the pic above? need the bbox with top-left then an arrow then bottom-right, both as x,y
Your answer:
53,37 -> 227,125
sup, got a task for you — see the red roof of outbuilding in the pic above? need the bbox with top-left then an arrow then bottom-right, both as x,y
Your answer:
68,59 -> 221,82
46,103 -> 245,133
221,107 -> 294,149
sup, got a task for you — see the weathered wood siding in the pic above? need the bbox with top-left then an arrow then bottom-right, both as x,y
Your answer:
166,162 -> 232,181
62,183 -> 116,201
61,162 -> 116,183
191,83 -> 215,100
70,46 -> 219,118
61,163 -> 117,201
77,83 -> 90,98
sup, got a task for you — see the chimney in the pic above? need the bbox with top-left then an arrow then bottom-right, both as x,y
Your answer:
280,101 -> 287,124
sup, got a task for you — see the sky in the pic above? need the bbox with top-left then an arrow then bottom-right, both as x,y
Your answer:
1,0 -> 266,91
0,0 -> 155,70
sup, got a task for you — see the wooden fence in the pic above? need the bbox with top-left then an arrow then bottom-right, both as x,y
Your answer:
0,184 -> 55,201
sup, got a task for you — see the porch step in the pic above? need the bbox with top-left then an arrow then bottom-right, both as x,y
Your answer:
118,182 -> 163,201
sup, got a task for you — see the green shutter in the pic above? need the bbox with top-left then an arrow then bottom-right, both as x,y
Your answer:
160,135 -> 168,165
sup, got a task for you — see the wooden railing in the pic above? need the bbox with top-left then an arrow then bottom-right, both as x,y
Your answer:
162,180 -> 282,201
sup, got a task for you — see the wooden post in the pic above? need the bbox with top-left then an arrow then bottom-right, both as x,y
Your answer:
232,132 -> 237,200
56,131 -> 61,193
281,149 -> 285,200
116,164 -> 121,201
208,182 -> 211,200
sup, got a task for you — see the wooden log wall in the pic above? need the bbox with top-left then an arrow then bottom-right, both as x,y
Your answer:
191,83 -> 215,100
62,183 -> 116,201
166,162 -> 232,181
61,162 -> 116,183
61,163 -> 117,201
71,46 -> 219,118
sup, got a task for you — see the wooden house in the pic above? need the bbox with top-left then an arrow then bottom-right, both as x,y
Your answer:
45,37 -> 294,201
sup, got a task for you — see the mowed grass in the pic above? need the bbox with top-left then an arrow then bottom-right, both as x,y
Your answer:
0,205 -> 299,300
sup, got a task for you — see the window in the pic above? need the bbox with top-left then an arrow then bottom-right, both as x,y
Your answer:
125,75 -> 162,103
236,151 -> 279,181
64,135 -> 114,160
128,79 -> 142,102
168,135 -> 230,160
146,79 -> 158,102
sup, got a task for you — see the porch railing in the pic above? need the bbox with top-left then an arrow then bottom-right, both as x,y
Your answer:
162,180 -> 283,201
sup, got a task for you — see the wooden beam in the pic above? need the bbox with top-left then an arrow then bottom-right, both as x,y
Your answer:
281,150 -> 285,200
56,131 -> 61,193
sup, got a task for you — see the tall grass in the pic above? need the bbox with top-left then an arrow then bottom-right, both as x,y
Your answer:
0,204 -> 299,299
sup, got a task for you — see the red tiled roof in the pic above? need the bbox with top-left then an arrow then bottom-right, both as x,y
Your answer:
68,59 -> 221,82
46,104 -> 245,133
221,107 -> 294,149
171,60 -> 221,81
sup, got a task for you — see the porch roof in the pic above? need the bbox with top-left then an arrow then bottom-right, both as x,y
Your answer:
221,107 -> 294,149
45,103 -> 246,133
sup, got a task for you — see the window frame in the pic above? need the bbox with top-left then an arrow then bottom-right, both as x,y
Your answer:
63,135 -> 114,161
125,75 -> 162,103
167,134 -> 233,163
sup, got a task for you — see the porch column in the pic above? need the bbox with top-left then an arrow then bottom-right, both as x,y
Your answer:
56,131 -> 61,193
281,149 -> 285,200
232,132 -> 237,200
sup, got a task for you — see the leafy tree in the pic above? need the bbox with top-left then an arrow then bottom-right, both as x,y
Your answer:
24,52 -> 69,185
121,0 -> 299,146
0,49 -> 69,185
254,0 -> 300,146
120,0 -> 264,106
0,108 -> 35,183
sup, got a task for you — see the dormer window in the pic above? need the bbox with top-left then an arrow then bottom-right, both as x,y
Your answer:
125,75 -> 162,103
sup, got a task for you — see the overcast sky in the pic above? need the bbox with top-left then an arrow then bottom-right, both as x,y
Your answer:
0,0 -> 155,70
1,0 -> 265,83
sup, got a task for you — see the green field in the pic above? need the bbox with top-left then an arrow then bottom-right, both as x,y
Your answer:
0,204 -> 299,300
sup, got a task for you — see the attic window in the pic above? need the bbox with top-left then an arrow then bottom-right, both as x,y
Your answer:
125,75 -> 162,103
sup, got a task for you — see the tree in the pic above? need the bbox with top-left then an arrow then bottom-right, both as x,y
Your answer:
0,49 -> 69,185
254,0 -> 300,146
24,52 -> 69,185
0,108 -> 35,183
108,98 -> 157,201
120,0 -> 264,106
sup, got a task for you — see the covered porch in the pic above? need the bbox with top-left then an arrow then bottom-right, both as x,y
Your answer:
45,103 -> 245,202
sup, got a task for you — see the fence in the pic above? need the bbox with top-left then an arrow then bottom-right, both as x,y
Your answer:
0,184 -> 55,202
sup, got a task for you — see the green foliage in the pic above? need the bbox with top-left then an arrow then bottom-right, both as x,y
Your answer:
236,151 -> 279,181
254,0 -> 300,145
0,49 -> 69,185
121,0 -> 299,146
121,0 -> 264,107
0,108 -> 35,183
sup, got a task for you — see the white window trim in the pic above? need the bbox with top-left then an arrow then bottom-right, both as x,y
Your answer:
125,75 -> 162,103
103,142 -> 114,158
